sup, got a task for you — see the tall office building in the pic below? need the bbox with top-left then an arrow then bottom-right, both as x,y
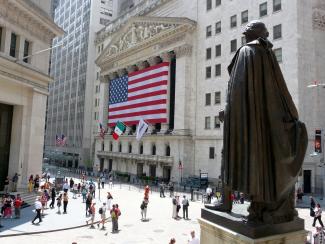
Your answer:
44,0 -> 116,168
92,0 -> 325,191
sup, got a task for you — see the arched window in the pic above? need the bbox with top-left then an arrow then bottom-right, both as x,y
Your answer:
128,143 -> 132,153
139,143 -> 143,154
110,142 -> 113,151
166,144 -> 170,156
118,143 -> 122,152
152,144 -> 156,155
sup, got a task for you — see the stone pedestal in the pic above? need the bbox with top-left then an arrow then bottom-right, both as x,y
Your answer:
199,218 -> 307,244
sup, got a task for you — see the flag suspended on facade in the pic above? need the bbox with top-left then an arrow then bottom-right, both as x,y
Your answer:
99,123 -> 105,139
108,62 -> 169,127
136,118 -> 149,141
61,134 -> 67,146
112,121 -> 126,140
55,134 -> 67,146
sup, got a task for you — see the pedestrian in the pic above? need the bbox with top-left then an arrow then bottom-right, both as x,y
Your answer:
160,182 -> 166,198
81,187 -> 87,203
32,197 -> 42,224
144,185 -> 150,201
72,184 -> 78,199
101,176 -> 105,189
115,204 -> 121,231
28,175 -> 34,193
188,230 -> 199,244
12,173 -> 19,192
34,174 -> 40,192
169,238 -> 176,244
97,202 -> 107,229
89,182 -> 95,197
206,186 -> 212,204
3,195 -> 12,218
313,226 -> 325,244
3,176 -> 9,194
169,182 -> 174,197
107,192 -> 113,210
69,178 -> 74,189
77,183 -> 81,197
56,194 -> 62,214
140,199 -> 148,221
14,194 -> 23,219
109,177 -> 113,189
86,202 -> 96,228
313,203 -> 324,228
172,196 -> 177,219
63,192 -> 69,214
176,196 -> 181,218
182,195 -> 189,220
63,180 -> 69,193
49,187 -> 56,208
40,192 -> 48,216
86,192 -> 92,216
110,204 -> 118,233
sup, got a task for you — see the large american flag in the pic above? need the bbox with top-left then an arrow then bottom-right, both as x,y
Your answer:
108,62 -> 169,127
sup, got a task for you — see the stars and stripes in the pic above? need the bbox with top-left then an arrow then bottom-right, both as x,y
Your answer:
108,62 -> 169,127
55,134 -> 67,146
99,123 -> 105,139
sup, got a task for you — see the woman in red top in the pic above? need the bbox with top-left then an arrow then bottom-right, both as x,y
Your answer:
14,194 -> 23,218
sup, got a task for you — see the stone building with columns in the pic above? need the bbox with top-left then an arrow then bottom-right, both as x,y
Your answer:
0,0 -> 63,190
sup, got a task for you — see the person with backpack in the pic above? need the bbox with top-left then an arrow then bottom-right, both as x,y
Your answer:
97,202 -> 107,229
182,195 -> 189,220
86,202 -> 96,228
85,193 -> 92,217
140,199 -> 148,221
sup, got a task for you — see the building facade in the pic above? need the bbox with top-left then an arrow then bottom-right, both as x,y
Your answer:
0,0 -> 63,190
44,0 -> 116,168
93,0 -> 325,191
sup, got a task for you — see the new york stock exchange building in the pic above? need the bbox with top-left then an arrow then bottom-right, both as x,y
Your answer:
93,2 -> 223,186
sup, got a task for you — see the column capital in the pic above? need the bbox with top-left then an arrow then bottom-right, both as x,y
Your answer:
161,52 -> 174,62
174,44 -> 192,58
147,56 -> 161,66
127,65 -> 138,74
117,68 -> 127,77
108,72 -> 118,80
136,60 -> 149,70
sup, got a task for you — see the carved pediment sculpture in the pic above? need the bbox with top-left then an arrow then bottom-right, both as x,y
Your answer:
313,8 -> 325,31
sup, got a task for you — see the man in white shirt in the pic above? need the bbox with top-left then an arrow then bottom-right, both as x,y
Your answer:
63,180 -> 69,193
188,230 -> 199,244
32,197 -> 42,224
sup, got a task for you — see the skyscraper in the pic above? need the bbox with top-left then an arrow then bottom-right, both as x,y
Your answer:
45,0 -> 115,168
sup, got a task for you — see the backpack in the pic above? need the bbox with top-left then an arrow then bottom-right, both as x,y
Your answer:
88,208 -> 92,215
140,203 -> 145,210
99,208 -> 103,214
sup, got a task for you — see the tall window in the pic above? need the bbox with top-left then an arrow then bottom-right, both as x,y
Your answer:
166,145 -> 170,156
205,93 -> 211,106
215,64 -> 221,76
10,33 -> 17,58
118,143 -> 122,152
215,44 -> 221,57
214,116 -> 221,128
215,21 -> 221,34
110,142 -> 113,151
206,25 -> 212,37
230,15 -> 237,28
260,2 -> 267,17
274,48 -> 282,63
149,165 -> 156,177
230,39 -> 237,53
241,10 -> 248,24
101,142 -> 105,151
209,147 -> 215,159
273,24 -> 282,40
215,91 -> 221,104
205,117 -> 211,129
152,144 -> 156,155
273,0 -> 281,12
128,143 -> 132,153
139,143 -> 143,154
215,0 -> 221,7
207,0 -> 212,10
206,48 -> 211,60
23,40 -> 30,63
206,66 -> 211,78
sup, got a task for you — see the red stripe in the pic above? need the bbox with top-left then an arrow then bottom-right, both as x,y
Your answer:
129,62 -> 169,77
128,71 -> 168,85
108,109 -> 167,120
108,118 -> 167,127
128,90 -> 167,101
128,80 -> 167,93
109,99 -> 167,112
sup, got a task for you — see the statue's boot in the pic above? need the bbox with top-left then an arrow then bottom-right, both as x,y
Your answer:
204,186 -> 232,212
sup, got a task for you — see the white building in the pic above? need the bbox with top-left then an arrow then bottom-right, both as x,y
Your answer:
93,0 -> 325,191
44,0 -> 116,169
0,0 -> 63,190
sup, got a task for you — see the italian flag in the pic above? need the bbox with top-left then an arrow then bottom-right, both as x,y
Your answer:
112,121 -> 126,140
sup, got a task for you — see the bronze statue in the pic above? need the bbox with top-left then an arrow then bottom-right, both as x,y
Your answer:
207,21 -> 308,224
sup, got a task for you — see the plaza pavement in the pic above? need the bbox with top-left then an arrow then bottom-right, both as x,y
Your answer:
0,177 -> 320,244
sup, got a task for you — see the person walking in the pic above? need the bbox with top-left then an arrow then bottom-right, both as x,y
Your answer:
69,178 -> 74,189
188,230 -> 199,244
182,195 -> 189,220
32,197 -> 42,224
33,174 -> 40,192
40,192 -> 48,216
81,187 -> 87,203
56,194 -> 62,214
206,186 -> 212,204
140,199 -> 148,221
176,196 -> 181,218
313,226 -> 325,244
49,187 -> 56,208
86,202 -> 96,228
63,180 -> 69,193
107,192 -> 113,210
160,182 -> 166,198
3,176 -> 9,194
63,192 -> 69,214
28,175 -> 34,193
86,193 -> 92,216
12,173 -> 19,192
172,196 -> 177,219
313,203 -> 324,228
168,182 -> 174,198
101,176 -> 105,189
97,202 -> 107,229
115,204 -> 121,231
110,204 -> 118,233
14,194 -> 23,219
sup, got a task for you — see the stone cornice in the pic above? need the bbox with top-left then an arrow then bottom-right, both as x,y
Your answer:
0,0 -> 64,43
96,0 -> 173,44
313,8 -> 325,31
